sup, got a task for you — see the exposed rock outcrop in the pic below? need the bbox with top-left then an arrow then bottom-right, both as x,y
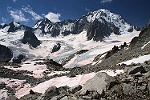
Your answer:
51,43 -> 61,53
0,44 -> 13,62
12,54 -> 26,63
21,29 -> 41,48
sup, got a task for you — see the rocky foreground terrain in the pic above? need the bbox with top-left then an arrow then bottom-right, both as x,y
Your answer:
18,62 -> 150,100
2,60 -> 150,100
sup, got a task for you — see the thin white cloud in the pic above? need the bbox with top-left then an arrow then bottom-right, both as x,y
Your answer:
44,12 -> 61,23
101,0 -> 112,3
85,7 -> 90,12
22,6 -> 43,20
2,17 -> 7,23
13,0 -> 16,3
1,18 -> 6,25
7,7 -> 29,22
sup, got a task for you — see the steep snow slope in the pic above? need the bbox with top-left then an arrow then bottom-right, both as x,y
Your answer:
119,54 -> 150,65
36,30 -> 140,68
0,28 -> 140,68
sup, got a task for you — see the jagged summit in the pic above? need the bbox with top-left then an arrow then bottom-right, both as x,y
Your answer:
0,21 -> 33,32
7,21 -> 21,32
34,9 -> 139,41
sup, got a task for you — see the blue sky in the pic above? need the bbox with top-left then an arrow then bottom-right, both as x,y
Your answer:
0,0 -> 150,28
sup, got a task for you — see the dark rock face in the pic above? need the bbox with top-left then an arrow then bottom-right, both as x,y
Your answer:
51,43 -> 61,53
130,37 -> 139,48
0,25 -> 2,29
34,18 -> 53,35
29,89 -> 36,95
7,22 -> 20,32
7,22 -> 32,32
76,50 -> 88,55
13,54 -> 26,63
38,86 -> 59,100
0,44 -> 13,62
48,59 -> 62,67
34,9 -> 137,41
21,29 -> 41,48
128,66 -> 146,74
87,19 -> 120,41
127,26 -> 134,32
2,24 -> 8,29
130,23 -> 150,48
69,85 -> 82,94
40,59 -> 64,71
58,86 -> 70,94
0,82 -> 6,89
105,45 -> 119,59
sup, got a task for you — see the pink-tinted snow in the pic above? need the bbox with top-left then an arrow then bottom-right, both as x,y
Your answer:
77,58 -> 93,66
32,72 -> 96,94
14,72 -> 96,98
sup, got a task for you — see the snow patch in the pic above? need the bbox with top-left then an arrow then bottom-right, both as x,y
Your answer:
0,90 -> 8,100
141,41 -> 150,49
4,60 -> 47,78
119,54 -> 150,65
99,70 -> 124,77
32,73 -> 96,94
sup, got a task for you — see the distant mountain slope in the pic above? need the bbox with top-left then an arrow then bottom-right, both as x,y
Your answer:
92,22 -> 150,68
0,21 -> 33,32
130,23 -> 150,49
0,9 -> 140,66
34,9 -> 139,41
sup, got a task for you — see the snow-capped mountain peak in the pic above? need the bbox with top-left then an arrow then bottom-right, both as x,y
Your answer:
12,21 -> 20,27
85,9 -> 135,34
34,9 -> 139,40
86,9 -> 113,22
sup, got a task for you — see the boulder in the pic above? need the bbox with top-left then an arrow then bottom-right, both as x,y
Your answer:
37,86 -> 59,100
122,83 -> 136,95
143,65 -> 150,72
79,72 -> 116,95
69,85 -> 82,94
58,86 -> 70,94
128,66 -> 146,75
29,89 -> 35,94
